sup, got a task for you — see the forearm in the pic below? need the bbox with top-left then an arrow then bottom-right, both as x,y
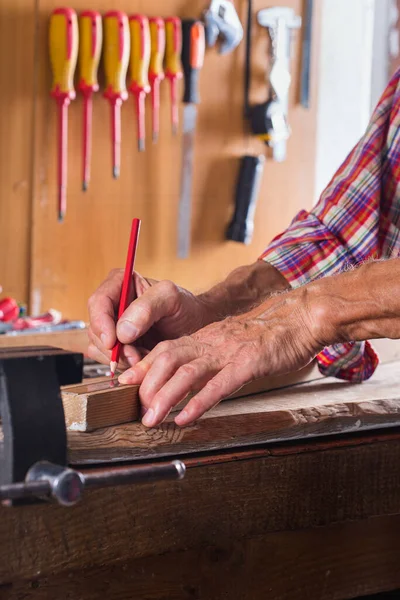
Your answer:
307,258 -> 400,345
197,260 -> 290,325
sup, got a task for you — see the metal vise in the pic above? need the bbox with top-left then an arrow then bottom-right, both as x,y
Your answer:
0,347 -> 185,507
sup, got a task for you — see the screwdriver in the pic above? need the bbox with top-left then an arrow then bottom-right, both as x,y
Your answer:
103,11 -> 130,179
177,20 -> 205,258
49,8 -> 79,222
148,17 -> 166,143
78,11 -> 102,191
165,17 -> 183,135
128,15 -> 151,152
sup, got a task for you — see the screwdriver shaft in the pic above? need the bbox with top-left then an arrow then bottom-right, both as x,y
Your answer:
58,99 -> 69,222
111,99 -> 122,179
82,93 -> 93,191
151,78 -> 161,143
170,78 -> 179,135
135,91 -> 146,152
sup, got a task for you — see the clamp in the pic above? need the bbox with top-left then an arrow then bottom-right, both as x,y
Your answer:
251,7 -> 301,161
0,347 -> 185,507
203,0 -> 243,55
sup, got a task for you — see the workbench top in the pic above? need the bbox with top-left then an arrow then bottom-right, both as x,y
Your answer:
68,359 -> 400,464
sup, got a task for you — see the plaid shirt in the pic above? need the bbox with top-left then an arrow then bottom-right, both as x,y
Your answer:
260,70 -> 400,382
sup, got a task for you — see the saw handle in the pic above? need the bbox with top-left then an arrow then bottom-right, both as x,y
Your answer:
226,155 -> 265,244
181,20 -> 205,104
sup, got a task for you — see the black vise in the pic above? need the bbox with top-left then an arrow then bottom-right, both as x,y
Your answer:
0,347 -> 83,504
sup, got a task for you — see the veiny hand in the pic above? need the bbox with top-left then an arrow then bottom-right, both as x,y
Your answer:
118,288 -> 325,427
87,269 -> 210,371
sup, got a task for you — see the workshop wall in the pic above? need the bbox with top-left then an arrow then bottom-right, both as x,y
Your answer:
0,0 -> 320,319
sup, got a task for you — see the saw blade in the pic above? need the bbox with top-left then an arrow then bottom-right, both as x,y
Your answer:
177,104 -> 197,259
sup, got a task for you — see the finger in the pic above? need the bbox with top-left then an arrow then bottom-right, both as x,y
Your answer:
141,358 -> 220,427
139,345 -> 202,408
175,364 -> 249,426
118,337 -> 193,385
88,269 -> 124,349
133,272 -> 157,295
116,280 -> 182,344
87,342 -> 144,372
87,343 -> 111,366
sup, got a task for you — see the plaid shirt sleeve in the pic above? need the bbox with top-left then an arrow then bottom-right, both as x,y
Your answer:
260,70 -> 400,383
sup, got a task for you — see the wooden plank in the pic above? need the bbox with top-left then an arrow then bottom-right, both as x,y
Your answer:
0,328 -> 89,354
0,0 -> 35,304
63,380 -> 140,431
3,515 -> 400,600
67,360 -> 400,463
2,433 -> 400,585
61,362 -> 323,432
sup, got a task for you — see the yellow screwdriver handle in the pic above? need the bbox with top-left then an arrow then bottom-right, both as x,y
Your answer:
149,17 -> 165,83
103,11 -> 130,101
165,17 -> 183,81
78,11 -> 102,93
128,15 -> 151,94
49,7 -> 79,100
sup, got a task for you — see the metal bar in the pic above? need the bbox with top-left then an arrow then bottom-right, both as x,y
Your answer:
84,460 -> 186,489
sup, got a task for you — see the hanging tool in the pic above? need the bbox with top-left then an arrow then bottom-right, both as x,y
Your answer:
78,11 -> 102,191
49,8 -> 79,222
165,17 -> 183,135
203,0 -> 243,54
103,11 -> 130,179
149,18 -> 166,143
177,20 -> 205,259
226,155 -> 265,244
251,8 -> 301,162
128,15 -> 151,152
300,0 -> 313,108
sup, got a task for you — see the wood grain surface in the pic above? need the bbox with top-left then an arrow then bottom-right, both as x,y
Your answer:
2,432 -> 400,598
0,328 -> 89,354
68,360 -> 400,463
61,362 -> 322,431
0,0 -> 35,303
3,516 -> 400,600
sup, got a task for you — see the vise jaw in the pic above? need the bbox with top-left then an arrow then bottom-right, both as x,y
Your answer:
0,347 -> 186,507
0,347 -> 83,506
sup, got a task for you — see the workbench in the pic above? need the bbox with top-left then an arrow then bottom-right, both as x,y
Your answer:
1,336 -> 400,599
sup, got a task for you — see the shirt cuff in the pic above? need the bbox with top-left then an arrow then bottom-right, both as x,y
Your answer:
259,210 -> 356,288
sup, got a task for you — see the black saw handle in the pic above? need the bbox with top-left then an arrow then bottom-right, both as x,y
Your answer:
226,155 -> 265,244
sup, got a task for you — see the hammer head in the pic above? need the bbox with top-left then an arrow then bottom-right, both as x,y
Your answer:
204,0 -> 243,55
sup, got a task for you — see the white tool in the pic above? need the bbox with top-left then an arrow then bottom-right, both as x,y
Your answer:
203,0 -> 243,55
257,7 -> 301,161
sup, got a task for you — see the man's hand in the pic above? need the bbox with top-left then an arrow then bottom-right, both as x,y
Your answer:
118,288 -> 324,427
87,261 -> 290,371
87,269 -> 210,370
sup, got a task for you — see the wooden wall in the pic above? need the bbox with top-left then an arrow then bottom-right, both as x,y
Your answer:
0,0 -> 320,319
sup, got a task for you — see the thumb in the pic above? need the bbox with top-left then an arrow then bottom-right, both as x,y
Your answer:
117,280 -> 181,344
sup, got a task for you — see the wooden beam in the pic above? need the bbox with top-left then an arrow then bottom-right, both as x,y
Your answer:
61,362 -> 323,432
62,379 -> 140,431
67,361 -> 400,463
3,434 -> 400,591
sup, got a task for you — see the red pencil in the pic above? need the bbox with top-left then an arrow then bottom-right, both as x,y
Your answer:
110,218 -> 141,377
